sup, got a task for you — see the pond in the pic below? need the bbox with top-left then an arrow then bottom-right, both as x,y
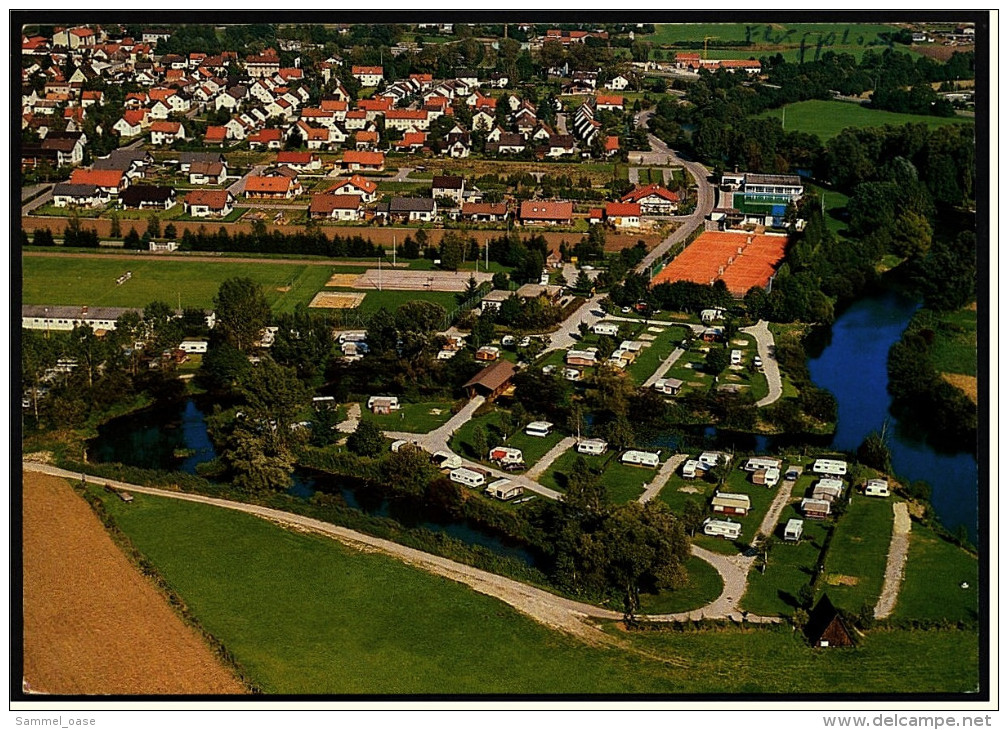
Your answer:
89,400 -> 541,567
806,290 -> 979,541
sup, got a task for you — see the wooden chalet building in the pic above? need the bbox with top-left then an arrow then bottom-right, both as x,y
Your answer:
463,360 -> 516,400
806,595 -> 855,648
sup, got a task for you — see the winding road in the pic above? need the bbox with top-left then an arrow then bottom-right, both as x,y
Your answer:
23,462 -> 779,636
740,320 -> 783,407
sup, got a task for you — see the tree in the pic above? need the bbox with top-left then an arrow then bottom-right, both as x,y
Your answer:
237,358 -> 310,437
682,499 -> 705,538
395,299 -> 446,335
705,346 -> 731,376
31,228 -> 54,247
213,278 -> 271,353
124,227 -> 141,250
146,212 -> 161,239
164,223 -> 177,240
857,427 -> 893,473
602,413 -> 634,451
347,420 -> 385,457
491,271 -> 510,290
222,423 -> 294,492
470,424 -> 488,459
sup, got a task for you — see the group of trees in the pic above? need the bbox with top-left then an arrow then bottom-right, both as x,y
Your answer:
179,225 -> 387,260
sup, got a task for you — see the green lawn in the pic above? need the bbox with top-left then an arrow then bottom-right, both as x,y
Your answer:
656,472 -> 713,516
87,487 -> 980,694
821,494 -> 894,613
625,324 -> 690,385
892,524 -> 979,624
504,430 -> 566,470
359,400 -> 456,434
740,503 -> 831,617
804,182 -> 852,237
648,22 -> 898,45
716,464 -> 783,545
637,556 -> 723,615
927,306 -> 978,377
599,460 -> 654,504
325,288 -> 460,316
535,448 -> 609,492
756,100 -> 972,141
450,408 -> 509,460
21,254 -> 334,313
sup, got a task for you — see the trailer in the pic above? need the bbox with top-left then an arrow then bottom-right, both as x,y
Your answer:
450,467 -> 487,488
621,449 -> 660,467
865,478 -> 890,497
812,458 -> 848,477
681,459 -> 701,479
744,457 -> 782,472
525,421 -> 553,438
432,450 -> 462,470
784,518 -> 804,542
489,446 -> 524,465
485,478 -> 524,501
703,518 -> 741,540
576,438 -> 608,456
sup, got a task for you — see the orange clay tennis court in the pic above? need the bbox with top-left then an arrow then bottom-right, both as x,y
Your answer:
652,231 -> 788,296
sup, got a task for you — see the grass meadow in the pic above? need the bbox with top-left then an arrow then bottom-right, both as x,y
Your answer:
756,100 -> 972,141
89,487 -> 980,694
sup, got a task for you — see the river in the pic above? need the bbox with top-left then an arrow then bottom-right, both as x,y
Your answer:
88,289 -> 979,543
806,290 -> 979,541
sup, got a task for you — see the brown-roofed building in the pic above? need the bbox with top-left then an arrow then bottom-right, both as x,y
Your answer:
184,189 -> 235,218
621,183 -> 680,215
309,193 -> 362,221
204,125 -> 227,146
244,175 -> 303,199
341,150 -> 385,172
806,595 -> 855,648
329,174 -> 379,203
276,151 -> 322,171
519,200 -> 573,226
463,360 -> 517,400
460,202 -> 509,223
188,160 -> 227,185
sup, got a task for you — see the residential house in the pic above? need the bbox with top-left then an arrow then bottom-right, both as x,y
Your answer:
460,202 -> 508,223
149,121 -> 185,146
245,52 -> 281,79
329,174 -> 378,203
40,132 -> 86,166
309,193 -> 363,221
376,197 -> 437,222
244,174 -> 303,199
51,182 -> 109,208
480,290 -> 512,313
605,74 -> 630,90
355,130 -> 379,149
519,200 -> 573,226
621,183 -> 680,214
341,150 -> 385,172
595,93 -> 624,111
183,189 -> 234,218
545,134 -> 576,157
69,168 -> 128,195
352,65 -> 384,87
112,109 -> 146,137
487,132 -> 526,156
204,126 -> 228,145
432,175 -> 465,206
247,128 -> 283,149
276,151 -> 322,172
119,184 -> 176,210
395,130 -> 427,152
188,160 -> 227,185
604,201 -> 641,228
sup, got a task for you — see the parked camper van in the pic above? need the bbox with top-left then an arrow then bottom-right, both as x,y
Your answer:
865,479 -> 890,497
731,349 -> 742,365
576,438 -> 607,456
703,518 -> 741,540
622,450 -> 660,467
450,467 -> 487,488
525,421 -> 553,437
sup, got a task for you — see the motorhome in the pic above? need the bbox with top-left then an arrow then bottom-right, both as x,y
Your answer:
450,467 -> 487,488
621,450 -> 660,467
703,518 -> 741,540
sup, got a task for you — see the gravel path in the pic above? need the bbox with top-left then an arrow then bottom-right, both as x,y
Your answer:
25,463 -> 780,635
638,454 -> 687,504
739,320 -> 783,407
524,436 -> 578,480
874,502 -> 912,619
751,472 -> 798,546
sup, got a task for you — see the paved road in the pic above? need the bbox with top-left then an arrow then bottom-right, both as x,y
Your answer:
750,471 -> 799,547
875,502 -> 912,619
555,113 -> 568,136
638,453 -> 688,504
633,134 -> 716,277
525,436 -> 577,480
392,166 -> 415,182
23,462 -> 778,627
544,297 -> 605,352
740,320 -> 783,407
22,183 -> 51,203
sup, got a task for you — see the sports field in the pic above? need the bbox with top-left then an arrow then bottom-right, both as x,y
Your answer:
22,255 -> 335,313
757,99 -> 973,140
652,231 -> 787,297
89,487 -> 980,694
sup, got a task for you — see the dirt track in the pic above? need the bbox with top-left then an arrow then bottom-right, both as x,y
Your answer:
21,472 -> 245,695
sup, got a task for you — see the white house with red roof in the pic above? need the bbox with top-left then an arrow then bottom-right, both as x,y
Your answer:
329,175 -> 378,203
620,183 -> 680,215
352,65 -> 383,87
149,121 -> 186,145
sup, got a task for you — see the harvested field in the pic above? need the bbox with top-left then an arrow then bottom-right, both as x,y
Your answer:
21,472 -> 245,695
351,268 -> 492,292
325,273 -> 363,287
652,231 -> 787,296
309,291 -> 365,309
942,372 -> 978,404
912,44 -> 974,61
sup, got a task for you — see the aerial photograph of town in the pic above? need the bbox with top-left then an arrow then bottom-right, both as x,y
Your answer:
14,11 -> 988,706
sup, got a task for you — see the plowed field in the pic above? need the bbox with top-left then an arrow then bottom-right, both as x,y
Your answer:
21,473 -> 245,695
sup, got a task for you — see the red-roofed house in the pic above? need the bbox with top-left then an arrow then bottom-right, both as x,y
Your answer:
149,121 -> 186,145
604,201 -> 641,228
604,135 -> 620,156
248,128 -> 283,150
309,193 -> 363,221
244,175 -> 303,199
184,189 -> 235,217
395,131 -> 427,152
276,151 -> 322,172
329,174 -> 378,203
595,94 -> 624,111
384,109 -> 430,131
460,202 -> 509,223
112,109 -> 147,137
199,125 -> 226,146
341,150 -> 385,172
70,168 -> 128,195
519,200 -> 573,226
355,130 -> 379,150
621,183 -> 680,215
352,65 -> 384,87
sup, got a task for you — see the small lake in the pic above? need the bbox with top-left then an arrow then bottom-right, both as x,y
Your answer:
89,400 -> 540,567
806,290 -> 979,541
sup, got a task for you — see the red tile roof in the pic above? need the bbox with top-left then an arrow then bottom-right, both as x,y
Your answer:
309,193 -> 361,214
342,150 -> 385,166
605,201 -> 640,217
605,135 -> 620,152
621,183 -> 680,204
356,97 -> 394,112
248,128 -> 282,143
204,126 -> 227,142
70,169 -> 125,188
150,121 -> 181,133
331,174 -> 378,195
596,93 -> 624,107
276,151 -> 316,165
396,131 -> 427,148
245,175 -> 297,194
185,189 -> 231,209
352,65 -> 383,75
520,200 -> 573,222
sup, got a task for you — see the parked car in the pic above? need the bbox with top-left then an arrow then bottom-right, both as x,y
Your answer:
754,355 -> 763,369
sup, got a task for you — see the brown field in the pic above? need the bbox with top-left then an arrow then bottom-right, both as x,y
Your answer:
325,273 -> 362,287
942,372 -> 978,404
912,44 -> 974,61
21,472 -> 246,695
308,291 -> 365,309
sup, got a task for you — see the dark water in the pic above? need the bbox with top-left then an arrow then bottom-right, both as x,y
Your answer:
806,291 -> 979,541
89,402 -> 538,566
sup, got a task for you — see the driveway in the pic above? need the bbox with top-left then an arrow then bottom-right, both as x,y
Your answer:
740,320 -> 783,407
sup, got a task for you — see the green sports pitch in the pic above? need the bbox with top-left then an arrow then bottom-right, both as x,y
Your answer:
21,255 -> 335,313
757,99 -> 973,141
